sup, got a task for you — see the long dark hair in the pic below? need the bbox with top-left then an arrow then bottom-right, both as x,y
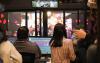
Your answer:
17,26 -> 29,40
49,23 -> 67,47
0,28 -> 7,44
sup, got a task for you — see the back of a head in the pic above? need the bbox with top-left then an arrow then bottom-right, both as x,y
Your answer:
17,26 -> 29,40
53,23 -> 67,39
50,23 -> 67,47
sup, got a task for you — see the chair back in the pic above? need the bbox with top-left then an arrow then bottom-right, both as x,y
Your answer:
20,52 -> 35,63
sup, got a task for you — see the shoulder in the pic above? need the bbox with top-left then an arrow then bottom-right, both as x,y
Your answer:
0,40 -> 11,54
6,40 -> 14,47
30,41 -> 37,45
88,44 -> 97,51
63,38 -> 73,47
27,41 -> 38,47
63,38 -> 72,44
0,40 -> 12,47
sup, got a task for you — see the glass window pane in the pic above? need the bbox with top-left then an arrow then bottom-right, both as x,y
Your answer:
27,12 -> 35,36
47,11 -> 63,36
8,12 -> 26,36
65,11 -> 77,38
37,12 -> 40,36
37,11 -> 43,36
41,12 -> 43,36
79,10 -> 85,28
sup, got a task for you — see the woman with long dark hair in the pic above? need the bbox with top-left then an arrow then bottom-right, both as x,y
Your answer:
49,23 -> 76,63
0,28 -> 22,63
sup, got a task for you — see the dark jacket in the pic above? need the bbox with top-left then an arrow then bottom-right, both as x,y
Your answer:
76,33 -> 94,63
14,39 -> 41,63
87,43 -> 97,63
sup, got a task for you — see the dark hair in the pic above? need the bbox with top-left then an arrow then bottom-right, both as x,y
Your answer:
0,28 -> 7,44
49,23 -> 67,47
17,26 -> 29,40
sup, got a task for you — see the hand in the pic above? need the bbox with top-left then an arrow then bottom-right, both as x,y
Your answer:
73,29 -> 86,39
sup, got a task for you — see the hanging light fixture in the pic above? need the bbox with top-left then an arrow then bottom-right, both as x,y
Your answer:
87,0 -> 97,9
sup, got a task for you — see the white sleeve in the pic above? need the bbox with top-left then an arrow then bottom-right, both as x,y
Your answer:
1,47 -> 10,63
10,42 -> 22,63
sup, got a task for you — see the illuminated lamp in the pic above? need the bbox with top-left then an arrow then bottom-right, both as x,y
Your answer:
75,20 -> 78,23
0,13 -> 4,18
3,19 -> 7,24
0,20 -> 2,23
47,11 -> 52,17
87,0 -> 97,9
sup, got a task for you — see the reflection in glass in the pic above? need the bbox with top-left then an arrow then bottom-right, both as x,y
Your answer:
27,11 -> 43,36
47,11 -> 63,36
0,12 -> 7,31
41,12 -> 43,36
65,11 -> 77,38
79,10 -> 84,28
8,12 -> 26,36
27,12 -> 35,36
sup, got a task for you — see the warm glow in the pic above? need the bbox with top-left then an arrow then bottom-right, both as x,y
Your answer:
87,0 -> 97,8
47,11 -> 52,17
65,13 -> 71,16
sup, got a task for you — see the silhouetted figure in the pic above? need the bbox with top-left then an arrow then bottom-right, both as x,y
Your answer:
87,39 -> 97,63
73,29 -> 94,63
14,26 -> 41,63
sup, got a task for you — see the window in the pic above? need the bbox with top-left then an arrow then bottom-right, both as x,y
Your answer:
8,12 -> 26,36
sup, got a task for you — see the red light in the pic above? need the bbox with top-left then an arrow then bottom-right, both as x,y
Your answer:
75,20 -> 78,23
3,19 -> 7,24
0,13 -> 4,18
0,20 -> 2,23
